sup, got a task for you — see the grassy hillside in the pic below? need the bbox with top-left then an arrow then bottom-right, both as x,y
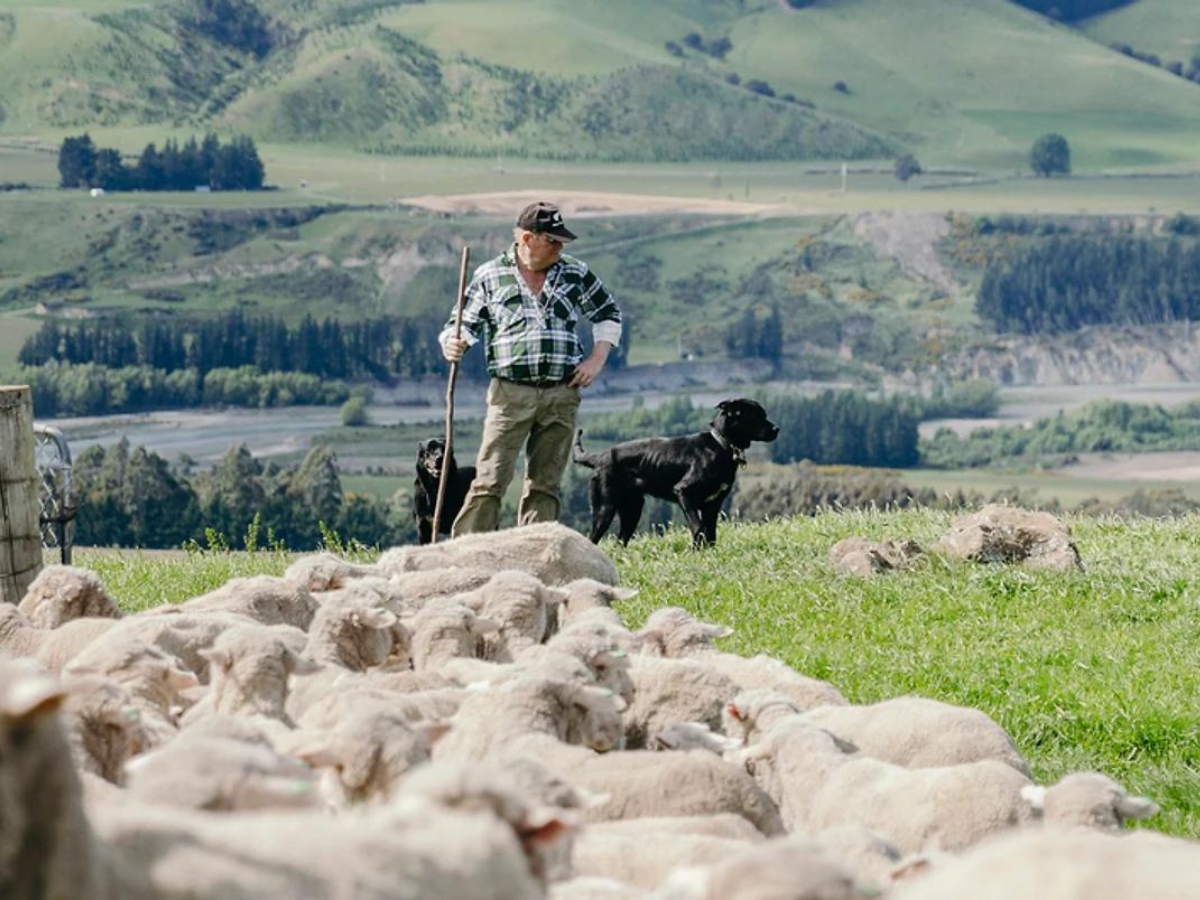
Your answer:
4,0 -> 1200,169
80,510 -> 1200,838
1080,0 -> 1200,65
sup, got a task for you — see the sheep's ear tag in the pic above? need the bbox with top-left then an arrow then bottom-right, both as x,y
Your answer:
3,678 -> 66,721
726,703 -> 744,721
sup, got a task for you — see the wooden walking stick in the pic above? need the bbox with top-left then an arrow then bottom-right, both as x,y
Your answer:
431,246 -> 471,543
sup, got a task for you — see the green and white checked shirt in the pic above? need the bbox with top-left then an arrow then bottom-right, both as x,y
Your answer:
440,245 -> 622,384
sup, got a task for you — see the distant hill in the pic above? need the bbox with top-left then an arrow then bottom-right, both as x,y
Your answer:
2,0 -> 1200,169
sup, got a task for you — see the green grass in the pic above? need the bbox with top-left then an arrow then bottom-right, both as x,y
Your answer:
74,510 -> 1200,838
1080,0 -> 1200,65
7,0 -> 1200,171
900,466 -> 1200,508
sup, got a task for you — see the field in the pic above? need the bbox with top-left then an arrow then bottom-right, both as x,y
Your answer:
80,510 -> 1200,838
1081,0 -> 1200,64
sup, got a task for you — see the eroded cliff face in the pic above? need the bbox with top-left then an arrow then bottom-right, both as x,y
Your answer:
902,325 -> 1200,387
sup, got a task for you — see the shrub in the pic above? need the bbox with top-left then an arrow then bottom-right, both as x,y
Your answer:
341,396 -> 370,427
894,154 -> 922,182
833,80 -> 850,94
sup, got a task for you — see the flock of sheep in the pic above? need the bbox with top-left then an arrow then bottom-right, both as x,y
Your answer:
1,521 -> 1196,899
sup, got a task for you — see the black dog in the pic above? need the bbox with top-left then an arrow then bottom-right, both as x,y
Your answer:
412,438 -> 476,545
572,398 -> 778,549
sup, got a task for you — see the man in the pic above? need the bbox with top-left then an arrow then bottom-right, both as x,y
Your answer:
440,200 -> 622,536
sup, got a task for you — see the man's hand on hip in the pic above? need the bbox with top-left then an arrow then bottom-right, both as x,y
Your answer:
570,342 -> 614,389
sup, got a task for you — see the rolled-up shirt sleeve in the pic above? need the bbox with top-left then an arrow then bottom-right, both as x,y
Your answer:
578,266 -> 622,348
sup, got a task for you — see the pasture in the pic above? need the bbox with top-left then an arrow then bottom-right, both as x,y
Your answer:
80,509 -> 1200,838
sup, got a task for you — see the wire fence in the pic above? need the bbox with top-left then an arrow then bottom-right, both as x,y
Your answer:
34,425 -> 76,564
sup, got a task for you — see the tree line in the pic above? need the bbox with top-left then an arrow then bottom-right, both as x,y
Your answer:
58,133 -> 265,191
582,390 -> 922,469
920,398 -> 1200,469
24,362 -> 352,417
73,440 -> 410,551
20,310 -> 484,381
976,234 -> 1200,334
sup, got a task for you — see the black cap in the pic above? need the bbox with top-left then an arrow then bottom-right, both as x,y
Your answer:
515,201 -> 577,242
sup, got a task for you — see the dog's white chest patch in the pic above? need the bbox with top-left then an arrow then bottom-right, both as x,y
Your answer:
705,483 -> 729,503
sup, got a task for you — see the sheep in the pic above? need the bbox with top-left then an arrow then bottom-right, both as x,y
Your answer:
165,575 -> 319,631
0,603 -> 119,672
287,706 -> 449,806
455,570 -> 570,661
551,877 -> 646,899
582,815 -> 765,844
58,673 -> 149,785
622,655 -> 740,750
388,566 -> 496,607
17,565 -> 122,627
888,827 -> 1200,900
282,552 -> 380,592
302,601 -> 398,670
179,625 -> 320,727
295,687 -> 465,732
557,579 -> 639,632
406,601 -> 499,671
433,676 -> 626,763
726,688 -> 1031,775
655,837 -> 869,900
1032,771 -> 1159,828
652,722 -> 742,755
0,657 -> 559,900
639,608 -> 847,711
799,695 -> 1031,775
124,736 -> 320,812
377,521 -> 620,586
571,831 -> 753,890
737,720 -> 1155,854
64,631 -> 199,748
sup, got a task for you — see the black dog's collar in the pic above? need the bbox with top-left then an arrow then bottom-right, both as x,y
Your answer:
709,428 -> 746,467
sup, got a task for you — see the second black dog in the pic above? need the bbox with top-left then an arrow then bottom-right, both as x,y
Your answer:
572,398 -> 779,549
412,438 -> 476,545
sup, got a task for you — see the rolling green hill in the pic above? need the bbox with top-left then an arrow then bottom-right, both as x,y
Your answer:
3,0 -> 1200,169
1080,0 -> 1200,64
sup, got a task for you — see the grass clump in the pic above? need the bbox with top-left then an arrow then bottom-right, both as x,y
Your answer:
79,508 -> 1200,838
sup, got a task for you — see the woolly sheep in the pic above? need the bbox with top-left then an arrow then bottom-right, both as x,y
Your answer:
301,601 -> 398,670
558,579 -> 639,632
60,672 -> 149,785
17,565 -> 122,627
622,655 -> 740,750
180,625 -> 320,727
282,552 -> 380,592
296,687 -> 465,732
288,707 -> 449,806
168,575 -> 319,631
456,570 -> 570,661
572,831 -> 753,890
639,608 -> 847,711
0,657 -> 558,900
124,736 -> 320,812
65,631 -> 199,747
0,604 -> 119,672
652,722 -> 742,755
726,689 -> 1031,775
582,815 -> 765,844
800,695 -> 1031,775
655,837 -> 869,900
388,566 -> 496,607
406,601 -> 499,671
738,720 -> 1155,854
377,521 -> 620,586
433,676 -> 626,762
889,827 -> 1200,900
550,877 -> 646,899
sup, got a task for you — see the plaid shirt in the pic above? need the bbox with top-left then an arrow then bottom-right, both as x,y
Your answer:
440,245 -> 622,384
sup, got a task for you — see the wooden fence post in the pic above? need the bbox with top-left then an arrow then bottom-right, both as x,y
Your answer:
0,385 -> 42,603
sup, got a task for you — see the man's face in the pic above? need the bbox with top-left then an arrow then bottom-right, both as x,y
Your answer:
521,230 -> 565,271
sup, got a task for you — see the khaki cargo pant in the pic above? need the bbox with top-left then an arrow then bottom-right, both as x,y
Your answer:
452,377 -> 581,536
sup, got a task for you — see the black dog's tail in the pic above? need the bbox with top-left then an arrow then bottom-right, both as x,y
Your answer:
572,429 -> 602,469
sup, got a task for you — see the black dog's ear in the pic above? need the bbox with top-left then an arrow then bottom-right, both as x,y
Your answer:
417,439 -> 430,452
716,400 -> 734,412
